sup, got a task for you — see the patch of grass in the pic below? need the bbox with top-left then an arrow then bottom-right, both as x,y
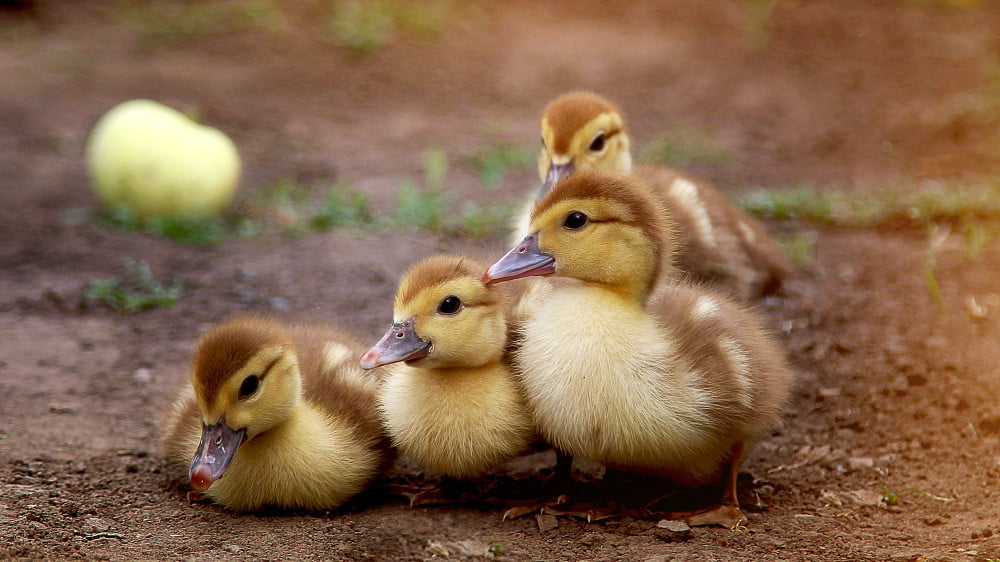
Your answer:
423,148 -> 449,191
327,0 -> 455,54
739,185 -> 838,224
924,225 -> 950,315
777,231 -> 818,268
391,149 -> 455,232
488,542 -> 507,556
85,259 -> 183,314
869,481 -> 952,507
390,148 -> 514,237
96,176 -> 377,242
101,205 -> 229,245
115,0 -> 288,47
394,179 -> 447,230
310,184 -> 375,230
470,141 -> 535,188
636,131 -> 734,169
457,201 -> 514,239
738,181 -> 1000,228
741,0 -> 777,49
328,0 -> 396,54
250,176 -> 307,230
246,177 -> 375,234
961,218 -> 996,259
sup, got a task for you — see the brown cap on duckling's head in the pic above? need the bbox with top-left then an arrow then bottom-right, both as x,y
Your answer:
533,169 -> 672,267
542,91 -> 625,156
190,317 -> 292,408
394,255 -> 495,310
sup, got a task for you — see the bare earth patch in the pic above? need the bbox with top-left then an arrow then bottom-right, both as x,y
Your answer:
2,2 -> 1000,560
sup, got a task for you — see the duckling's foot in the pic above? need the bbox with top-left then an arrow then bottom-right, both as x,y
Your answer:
501,494 -> 569,521
384,483 -> 464,507
670,504 -> 747,529
542,501 -> 636,523
185,490 -> 208,504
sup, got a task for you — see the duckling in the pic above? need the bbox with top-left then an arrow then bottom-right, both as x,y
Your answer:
485,170 -> 795,528
360,255 -> 535,480
512,90 -> 791,301
160,316 -> 390,512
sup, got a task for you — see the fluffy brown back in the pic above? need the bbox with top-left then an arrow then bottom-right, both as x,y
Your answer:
285,323 -> 389,457
636,165 -> 791,298
650,283 -> 794,442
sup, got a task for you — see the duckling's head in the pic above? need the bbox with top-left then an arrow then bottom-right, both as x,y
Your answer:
537,91 -> 632,198
187,317 -> 302,491
361,255 -> 507,370
486,170 -> 671,300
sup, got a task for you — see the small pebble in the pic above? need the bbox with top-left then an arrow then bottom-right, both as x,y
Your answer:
48,404 -> 75,415
82,517 -> 112,534
132,368 -> 151,383
656,519 -> 690,533
847,457 -> 874,471
817,387 -> 842,399
60,502 -> 80,517
654,519 -> 691,542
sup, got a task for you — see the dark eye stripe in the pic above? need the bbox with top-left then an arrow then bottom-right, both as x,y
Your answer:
258,356 -> 281,380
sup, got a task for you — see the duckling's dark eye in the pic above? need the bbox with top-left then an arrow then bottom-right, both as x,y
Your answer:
238,375 -> 260,399
563,212 -> 588,229
589,133 -> 606,152
437,295 -> 462,315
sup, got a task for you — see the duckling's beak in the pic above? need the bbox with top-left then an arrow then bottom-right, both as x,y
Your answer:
360,317 -> 431,369
483,233 -> 556,285
188,416 -> 246,491
539,160 -> 575,200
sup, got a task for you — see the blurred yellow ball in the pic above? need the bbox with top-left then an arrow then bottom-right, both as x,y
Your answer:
86,99 -> 241,220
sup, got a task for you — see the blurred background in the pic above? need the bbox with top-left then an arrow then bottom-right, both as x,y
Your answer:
4,0 -> 1000,247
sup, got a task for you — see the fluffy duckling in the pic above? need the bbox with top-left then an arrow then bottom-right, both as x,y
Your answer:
360,255 -> 535,479
160,316 -> 389,512
486,170 -> 795,527
512,90 -> 791,301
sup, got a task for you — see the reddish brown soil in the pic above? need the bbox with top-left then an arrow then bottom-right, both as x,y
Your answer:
3,2 -> 1000,560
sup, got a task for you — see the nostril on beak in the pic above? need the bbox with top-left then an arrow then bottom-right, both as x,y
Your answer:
360,350 -> 378,368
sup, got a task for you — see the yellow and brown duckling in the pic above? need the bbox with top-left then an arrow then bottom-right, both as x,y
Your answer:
360,255 -> 535,480
160,316 -> 390,512
512,90 -> 791,301
486,170 -> 795,527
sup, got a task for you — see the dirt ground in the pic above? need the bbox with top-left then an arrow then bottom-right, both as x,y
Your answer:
3,1 -> 1000,560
